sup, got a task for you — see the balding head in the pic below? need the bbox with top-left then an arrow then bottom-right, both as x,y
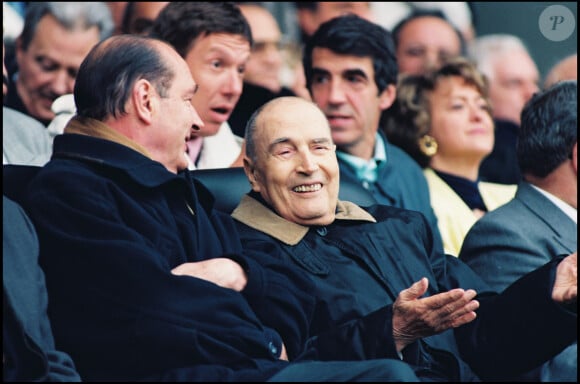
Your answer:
544,54 -> 577,89
245,96 -> 332,162
243,96 -> 339,226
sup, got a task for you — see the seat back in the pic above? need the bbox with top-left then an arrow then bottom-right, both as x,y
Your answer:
3,164 -> 378,216
192,167 -> 377,214
191,167 -> 253,213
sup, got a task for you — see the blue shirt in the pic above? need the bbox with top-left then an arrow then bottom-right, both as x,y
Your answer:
336,133 -> 386,188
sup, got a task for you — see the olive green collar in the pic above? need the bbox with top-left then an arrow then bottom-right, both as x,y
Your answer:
64,116 -> 152,159
231,195 -> 376,245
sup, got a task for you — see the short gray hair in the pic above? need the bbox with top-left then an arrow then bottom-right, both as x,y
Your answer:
19,2 -> 114,50
468,34 -> 529,82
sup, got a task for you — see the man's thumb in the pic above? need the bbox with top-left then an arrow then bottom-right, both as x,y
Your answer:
401,277 -> 429,300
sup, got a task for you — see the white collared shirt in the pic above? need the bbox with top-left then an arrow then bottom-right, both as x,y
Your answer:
531,184 -> 577,224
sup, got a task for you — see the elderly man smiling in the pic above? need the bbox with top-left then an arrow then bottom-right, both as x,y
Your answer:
232,96 -> 577,382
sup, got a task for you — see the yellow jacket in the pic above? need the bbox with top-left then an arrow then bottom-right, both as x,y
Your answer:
424,168 -> 517,256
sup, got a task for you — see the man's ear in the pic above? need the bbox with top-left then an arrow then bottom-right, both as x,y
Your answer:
133,79 -> 156,124
243,157 -> 260,193
378,84 -> 397,111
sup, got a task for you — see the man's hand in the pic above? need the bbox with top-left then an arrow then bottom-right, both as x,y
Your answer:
171,258 -> 248,291
552,252 -> 577,305
279,342 -> 288,361
392,278 -> 479,353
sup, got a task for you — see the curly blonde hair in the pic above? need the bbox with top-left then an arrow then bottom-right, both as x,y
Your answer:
383,56 -> 492,167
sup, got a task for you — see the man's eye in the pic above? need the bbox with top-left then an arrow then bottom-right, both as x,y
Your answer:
347,75 -> 363,84
312,75 -> 328,84
36,57 -> 58,72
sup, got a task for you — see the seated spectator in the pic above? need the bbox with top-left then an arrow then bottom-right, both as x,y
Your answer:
392,9 -> 465,77
302,14 -> 444,252
384,57 -> 516,255
5,2 -> 113,126
468,34 -> 540,184
544,53 -> 577,89
19,33 -> 420,382
460,80 -> 577,381
3,196 -> 81,382
150,2 -> 247,170
232,94 -> 577,381
228,3 -> 297,137
3,40 -> 51,165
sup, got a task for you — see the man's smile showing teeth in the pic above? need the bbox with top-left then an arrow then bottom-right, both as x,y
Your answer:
293,183 -> 322,193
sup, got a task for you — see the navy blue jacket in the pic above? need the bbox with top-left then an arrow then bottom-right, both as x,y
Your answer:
22,133 -> 316,381
232,193 -> 577,381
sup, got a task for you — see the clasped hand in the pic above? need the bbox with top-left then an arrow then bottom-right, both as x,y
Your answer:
171,257 -> 248,291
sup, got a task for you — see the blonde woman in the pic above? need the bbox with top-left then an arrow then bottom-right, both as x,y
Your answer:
384,57 -> 516,255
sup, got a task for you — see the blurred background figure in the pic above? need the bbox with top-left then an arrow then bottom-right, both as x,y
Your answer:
371,2 -> 476,45
4,2 -> 114,126
3,38 -> 52,166
409,2 -> 476,44
544,53 -> 577,89
294,2 -> 373,45
469,34 -> 540,185
384,57 -> 516,256
392,9 -> 465,77
229,2 -> 297,137
105,2 -> 128,36
469,34 -> 539,127
45,2 -> 170,141
121,2 -> 168,36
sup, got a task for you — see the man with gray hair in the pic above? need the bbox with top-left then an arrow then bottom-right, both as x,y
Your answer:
5,2 -> 113,126
468,34 -> 540,185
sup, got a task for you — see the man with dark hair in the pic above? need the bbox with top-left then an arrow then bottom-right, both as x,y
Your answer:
460,80 -> 577,381
19,33 -> 419,382
302,14 -> 444,252
149,2 -> 248,170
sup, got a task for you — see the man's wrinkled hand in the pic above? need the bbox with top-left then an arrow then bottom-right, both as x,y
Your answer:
392,277 -> 479,352
171,258 -> 248,291
552,252 -> 577,304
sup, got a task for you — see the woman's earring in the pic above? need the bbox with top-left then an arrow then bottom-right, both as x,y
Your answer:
418,135 -> 438,157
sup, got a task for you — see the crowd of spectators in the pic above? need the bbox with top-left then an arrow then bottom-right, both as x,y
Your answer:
3,2 -> 577,382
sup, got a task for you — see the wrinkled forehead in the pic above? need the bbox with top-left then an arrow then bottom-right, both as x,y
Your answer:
257,99 -> 332,143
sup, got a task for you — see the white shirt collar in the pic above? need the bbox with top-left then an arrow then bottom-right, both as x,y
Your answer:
530,184 -> 577,224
